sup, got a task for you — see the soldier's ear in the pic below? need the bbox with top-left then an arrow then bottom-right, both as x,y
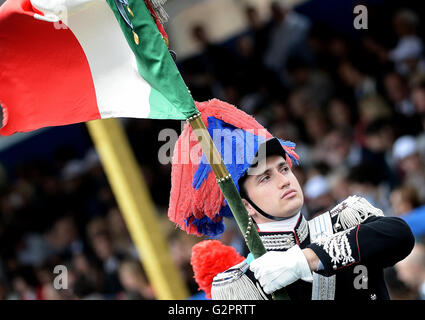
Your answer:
241,198 -> 256,217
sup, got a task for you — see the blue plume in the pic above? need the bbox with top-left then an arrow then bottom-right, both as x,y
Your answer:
192,117 -> 266,191
185,214 -> 225,237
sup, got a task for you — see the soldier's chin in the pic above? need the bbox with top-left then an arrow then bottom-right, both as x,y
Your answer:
281,197 -> 303,217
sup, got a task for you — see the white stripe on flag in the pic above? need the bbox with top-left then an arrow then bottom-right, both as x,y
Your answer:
33,0 -> 152,119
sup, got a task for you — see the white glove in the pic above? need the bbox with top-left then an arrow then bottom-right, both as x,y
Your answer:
249,245 -> 314,294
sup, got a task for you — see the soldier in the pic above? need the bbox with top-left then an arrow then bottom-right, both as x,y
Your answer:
169,99 -> 415,300
214,137 -> 414,300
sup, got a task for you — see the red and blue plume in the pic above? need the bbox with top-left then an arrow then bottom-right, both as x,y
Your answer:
168,99 -> 300,237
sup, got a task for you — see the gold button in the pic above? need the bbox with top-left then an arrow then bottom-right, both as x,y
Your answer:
127,6 -> 134,17
133,31 -> 139,45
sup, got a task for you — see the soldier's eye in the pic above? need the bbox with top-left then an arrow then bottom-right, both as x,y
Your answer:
280,165 -> 289,172
260,175 -> 270,183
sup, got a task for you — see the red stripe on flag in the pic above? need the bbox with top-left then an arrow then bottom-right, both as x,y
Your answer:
0,0 -> 100,136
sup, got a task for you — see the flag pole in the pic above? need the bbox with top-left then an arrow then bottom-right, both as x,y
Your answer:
86,118 -> 189,300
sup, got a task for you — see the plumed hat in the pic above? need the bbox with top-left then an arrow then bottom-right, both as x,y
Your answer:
168,99 -> 299,237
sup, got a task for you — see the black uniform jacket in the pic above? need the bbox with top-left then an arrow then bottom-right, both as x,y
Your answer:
211,197 -> 414,300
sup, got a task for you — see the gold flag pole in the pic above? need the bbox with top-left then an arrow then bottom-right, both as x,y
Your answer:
86,118 -> 189,300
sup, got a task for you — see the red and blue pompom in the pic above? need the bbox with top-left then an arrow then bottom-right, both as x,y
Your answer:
190,240 -> 245,299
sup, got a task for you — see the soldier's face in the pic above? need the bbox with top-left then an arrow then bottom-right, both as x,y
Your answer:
242,155 -> 304,224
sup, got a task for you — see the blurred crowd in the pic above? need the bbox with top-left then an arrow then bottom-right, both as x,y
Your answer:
0,144 -> 205,299
0,0 -> 425,300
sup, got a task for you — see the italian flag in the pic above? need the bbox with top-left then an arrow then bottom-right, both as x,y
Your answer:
0,0 -> 197,136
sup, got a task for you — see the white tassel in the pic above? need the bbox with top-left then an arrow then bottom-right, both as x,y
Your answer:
211,273 -> 267,300
331,195 -> 384,231
211,261 -> 268,300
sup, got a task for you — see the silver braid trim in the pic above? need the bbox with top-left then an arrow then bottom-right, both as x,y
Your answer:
314,227 -> 356,270
211,261 -> 268,300
260,233 -> 296,251
259,215 -> 309,251
308,212 -> 336,300
296,216 -> 309,243
331,195 -> 384,232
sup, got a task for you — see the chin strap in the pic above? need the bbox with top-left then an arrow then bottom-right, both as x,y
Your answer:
244,195 -> 298,222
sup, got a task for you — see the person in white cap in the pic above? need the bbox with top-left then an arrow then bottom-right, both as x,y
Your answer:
304,175 -> 335,220
393,135 -> 425,203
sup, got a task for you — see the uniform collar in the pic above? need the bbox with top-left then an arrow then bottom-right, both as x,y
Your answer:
257,211 -> 301,232
257,213 -> 309,251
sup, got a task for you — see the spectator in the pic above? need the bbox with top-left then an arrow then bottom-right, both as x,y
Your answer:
392,135 -> 425,203
106,207 -> 137,259
168,231 -> 202,295
312,128 -> 362,170
346,164 -> 390,214
358,119 -> 399,190
384,266 -> 419,300
263,1 -> 311,86
411,76 -> 425,115
327,97 -> 355,130
390,185 -> 421,217
338,59 -> 377,102
10,275 -> 37,300
71,253 -> 103,294
286,57 -> 334,107
189,23 -> 239,97
117,260 -> 155,300
303,109 -> 330,146
410,78 -> 425,158
89,232 -> 123,296
364,9 -> 425,77
396,242 -> 425,299
0,282 -> 7,300
45,215 -> 83,260
328,169 -> 352,203
384,71 -> 416,116
303,174 -> 335,219
389,9 -> 425,77
244,5 -> 269,65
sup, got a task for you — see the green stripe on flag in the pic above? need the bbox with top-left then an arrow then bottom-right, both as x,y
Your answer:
106,0 -> 198,120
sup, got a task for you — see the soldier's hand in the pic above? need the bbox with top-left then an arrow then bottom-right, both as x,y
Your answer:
249,245 -> 314,294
